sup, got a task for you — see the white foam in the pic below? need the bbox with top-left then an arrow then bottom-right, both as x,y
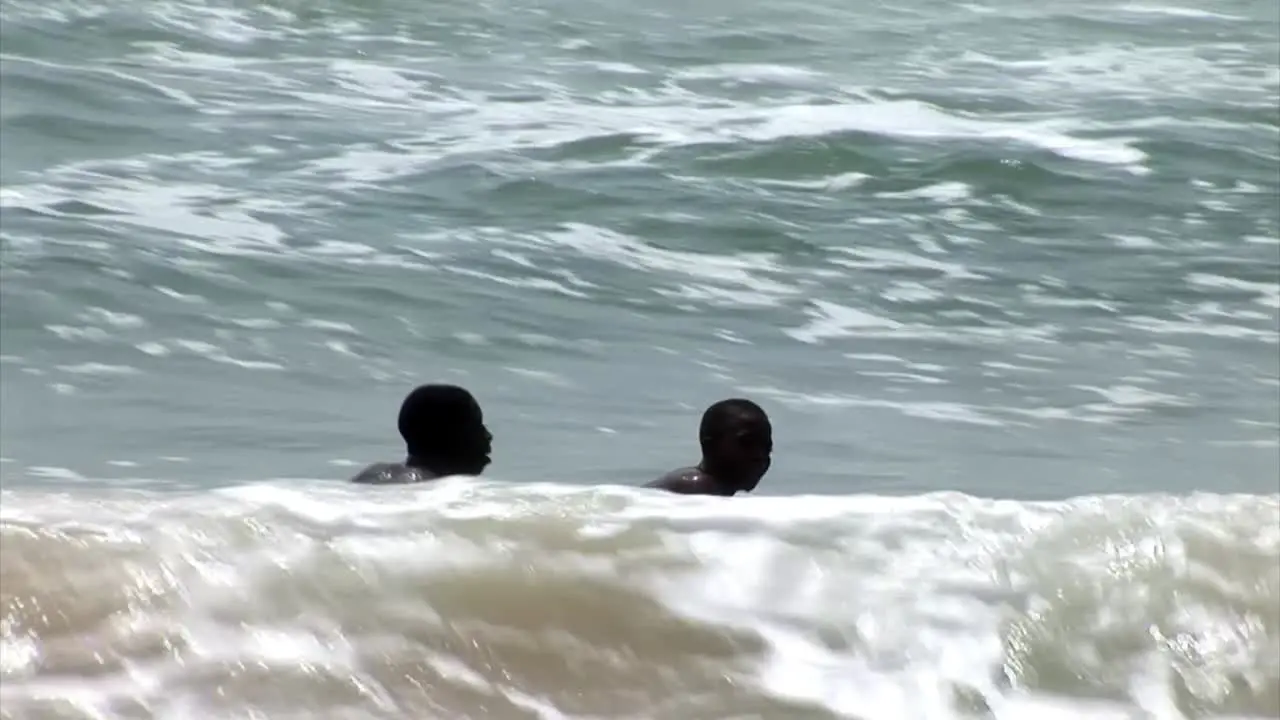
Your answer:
757,171 -> 870,192
542,223 -> 800,304
55,363 -> 139,378
876,181 -> 973,203
830,246 -> 983,280
785,300 -> 904,344
1117,4 -> 1246,21
1186,273 -> 1280,310
1,482 -> 1276,718
673,63 -> 824,83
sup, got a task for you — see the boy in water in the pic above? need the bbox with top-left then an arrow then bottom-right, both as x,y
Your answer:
351,383 -> 493,484
646,398 -> 773,496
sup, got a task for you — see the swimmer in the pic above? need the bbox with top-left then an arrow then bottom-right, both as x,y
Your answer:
350,384 -> 493,484
646,398 -> 773,496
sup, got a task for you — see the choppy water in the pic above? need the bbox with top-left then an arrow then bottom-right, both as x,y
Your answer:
2,483 -> 1279,719
1,0 -> 1278,717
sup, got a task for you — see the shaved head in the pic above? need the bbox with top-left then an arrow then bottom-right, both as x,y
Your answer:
699,398 -> 768,449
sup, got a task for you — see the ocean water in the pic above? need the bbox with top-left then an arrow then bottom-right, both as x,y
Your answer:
0,0 -> 1277,717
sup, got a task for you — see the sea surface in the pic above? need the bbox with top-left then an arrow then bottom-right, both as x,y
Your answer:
0,0 -> 1277,718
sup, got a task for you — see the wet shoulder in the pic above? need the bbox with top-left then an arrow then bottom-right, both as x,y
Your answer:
349,462 -> 437,485
645,467 -> 706,494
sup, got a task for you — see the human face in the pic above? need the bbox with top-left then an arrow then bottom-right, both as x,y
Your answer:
710,417 -> 772,491
448,396 -> 492,474
476,424 -> 493,469
464,409 -> 493,473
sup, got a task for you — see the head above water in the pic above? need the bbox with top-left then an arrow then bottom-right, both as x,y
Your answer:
698,398 -> 773,492
398,384 -> 492,476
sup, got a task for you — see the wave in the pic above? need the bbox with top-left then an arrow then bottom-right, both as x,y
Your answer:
1,480 -> 1276,719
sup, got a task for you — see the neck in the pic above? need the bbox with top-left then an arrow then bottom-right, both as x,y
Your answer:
405,454 -> 449,475
406,453 -> 481,477
696,459 -> 741,494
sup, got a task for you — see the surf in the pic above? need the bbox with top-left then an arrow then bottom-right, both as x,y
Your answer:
2,479 -> 1276,719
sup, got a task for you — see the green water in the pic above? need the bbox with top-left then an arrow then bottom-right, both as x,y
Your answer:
1,0 -> 1277,497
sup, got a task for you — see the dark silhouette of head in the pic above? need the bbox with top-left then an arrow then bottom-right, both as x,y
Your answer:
698,398 -> 772,492
398,384 -> 492,476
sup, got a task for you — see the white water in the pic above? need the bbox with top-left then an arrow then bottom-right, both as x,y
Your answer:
2,480 -> 1276,719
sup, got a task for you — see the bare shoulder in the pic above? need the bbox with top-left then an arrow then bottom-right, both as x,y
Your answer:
350,462 -> 435,485
644,467 -> 706,494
